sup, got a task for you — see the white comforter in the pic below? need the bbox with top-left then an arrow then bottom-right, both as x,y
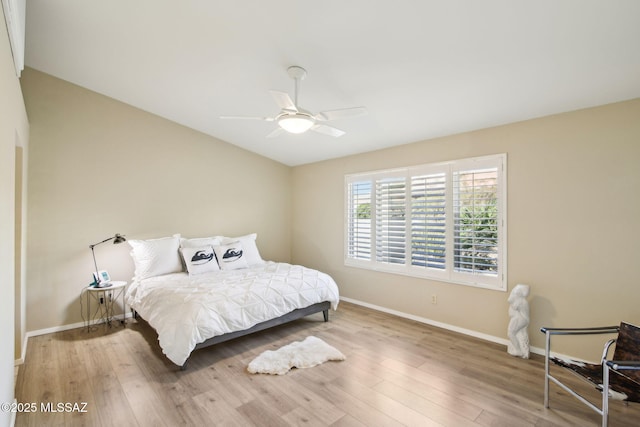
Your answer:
125,262 -> 340,366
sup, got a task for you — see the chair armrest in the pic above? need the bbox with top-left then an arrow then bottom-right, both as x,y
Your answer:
540,326 -> 619,336
606,360 -> 640,371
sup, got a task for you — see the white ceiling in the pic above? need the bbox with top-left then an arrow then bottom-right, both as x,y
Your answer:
24,1 -> 640,166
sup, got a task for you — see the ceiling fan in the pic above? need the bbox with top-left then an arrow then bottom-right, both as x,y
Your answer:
220,66 -> 367,138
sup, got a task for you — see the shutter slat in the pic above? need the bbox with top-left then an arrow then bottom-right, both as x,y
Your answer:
410,173 -> 446,270
376,177 -> 407,265
347,181 -> 372,260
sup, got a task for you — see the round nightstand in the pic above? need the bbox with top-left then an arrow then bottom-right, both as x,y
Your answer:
83,281 -> 127,331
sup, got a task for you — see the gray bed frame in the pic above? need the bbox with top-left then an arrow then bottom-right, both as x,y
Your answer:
135,301 -> 331,369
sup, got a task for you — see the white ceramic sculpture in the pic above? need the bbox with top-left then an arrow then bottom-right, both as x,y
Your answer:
507,283 -> 531,359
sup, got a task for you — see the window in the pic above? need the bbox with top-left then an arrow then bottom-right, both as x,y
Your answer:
345,154 -> 506,290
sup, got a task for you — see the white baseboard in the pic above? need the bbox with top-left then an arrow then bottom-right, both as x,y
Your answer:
339,296 -> 547,357
26,319 -> 87,338
14,337 -> 27,365
27,312 -> 132,337
10,399 -> 16,427
16,312 -> 133,365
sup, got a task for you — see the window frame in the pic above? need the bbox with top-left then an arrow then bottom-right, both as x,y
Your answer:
344,154 -> 507,291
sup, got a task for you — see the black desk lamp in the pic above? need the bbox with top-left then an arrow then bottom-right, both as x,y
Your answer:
90,233 -> 126,288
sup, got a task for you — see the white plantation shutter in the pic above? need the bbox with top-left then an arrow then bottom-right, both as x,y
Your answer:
375,177 -> 406,265
346,180 -> 372,261
453,167 -> 499,276
410,173 -> 446,270
345,154 -> 505,291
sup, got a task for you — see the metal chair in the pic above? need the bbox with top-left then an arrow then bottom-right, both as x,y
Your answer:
541,322 -> 640,427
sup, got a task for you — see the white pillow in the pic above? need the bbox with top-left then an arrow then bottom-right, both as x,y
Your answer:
180,236 -> 221,248
213,242 -> 249,270
217,233 -> 264,266
180,245 -> 220,275
128,235 -> 182,280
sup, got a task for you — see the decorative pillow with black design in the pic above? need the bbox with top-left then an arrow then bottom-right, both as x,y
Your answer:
180,245 -> 220,275
179,236 -> 221,271
213,242 -> 249,270
216,233 -> 265,266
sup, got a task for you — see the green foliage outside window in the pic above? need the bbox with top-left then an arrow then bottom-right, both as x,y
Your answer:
455,190 -> 498,273
357,203 -> 371,219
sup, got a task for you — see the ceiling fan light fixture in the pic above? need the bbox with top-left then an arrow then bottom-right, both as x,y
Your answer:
221,65 -> 366,138
277,114 -> 315,134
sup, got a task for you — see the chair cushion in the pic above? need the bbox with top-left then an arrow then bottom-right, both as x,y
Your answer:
613,322 -> 640,384
551,355 -> 640,402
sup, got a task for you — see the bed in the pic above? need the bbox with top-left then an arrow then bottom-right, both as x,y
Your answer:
124,233 -> 340,367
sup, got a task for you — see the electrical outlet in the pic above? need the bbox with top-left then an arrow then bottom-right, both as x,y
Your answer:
431,295 -> 437,305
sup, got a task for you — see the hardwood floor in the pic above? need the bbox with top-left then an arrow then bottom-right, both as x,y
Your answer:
15,302 -> 640,426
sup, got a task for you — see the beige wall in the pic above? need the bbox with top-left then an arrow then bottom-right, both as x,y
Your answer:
19,64 -> 640,360
21,68 -> 292,332
1,10 -> 29,427
291,98 -> 640,359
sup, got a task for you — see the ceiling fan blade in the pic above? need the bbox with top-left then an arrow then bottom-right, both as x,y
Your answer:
316,106 -> 367,122
266,127 -> 285,138
220,115 -> 274,121
311,124 -> 345,138
269,90 -> 297,111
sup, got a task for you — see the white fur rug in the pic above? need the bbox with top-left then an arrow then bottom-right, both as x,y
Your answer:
247,336 -> 345,375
